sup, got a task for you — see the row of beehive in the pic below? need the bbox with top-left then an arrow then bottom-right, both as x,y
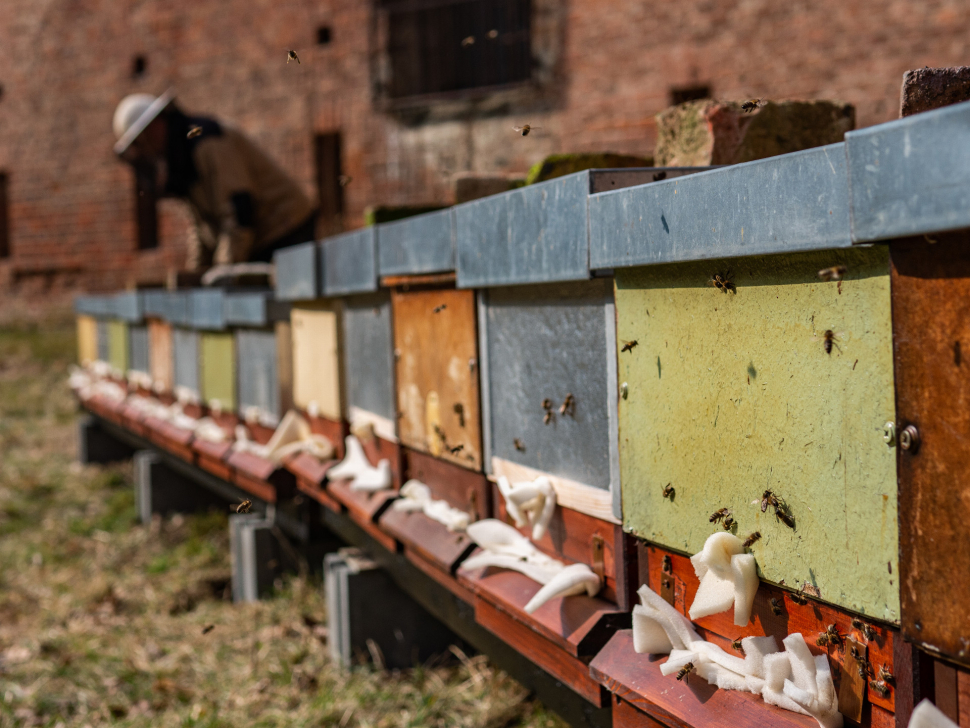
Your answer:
73,101 -> 970,727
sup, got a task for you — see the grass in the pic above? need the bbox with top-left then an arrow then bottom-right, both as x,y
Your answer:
0,319 -> 569,728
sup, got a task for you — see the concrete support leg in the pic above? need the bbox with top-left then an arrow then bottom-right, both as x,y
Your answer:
77,414 -> 137,464
133,450 -> 228,524
229,513 -> 288,602
324,548 -> 463,670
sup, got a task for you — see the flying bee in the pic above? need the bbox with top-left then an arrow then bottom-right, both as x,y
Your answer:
621,339 -> 639,353
461,35 -> 475,46
236,500 -> 252,514
709,507 -> 730,524
338,175 -> 353,187
513,438 -> 525,452
742,531 -> 761,548
559,393 -> 575,416
818,265 -> 847,282
513,125 -> 541,136
676,662 -> 695,683
770,597 -> 783,616
486,29 -> 499,39
287,50 -> 301,64
201,624 -> 215,635
732,637 -> 745,653
741,98 -> 765,112
878,665 -> 894,683
433,304 -> 447,313
662,483 -> 675,499
722,515 -> 735,530
449,444 -> 464,454
187,125 -> 203,139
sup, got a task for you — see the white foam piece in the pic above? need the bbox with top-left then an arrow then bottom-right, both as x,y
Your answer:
784,679 -> 816,708
763,652 -> 793,690
688,532 -> 759,625
463,519 -> 566,585
660,649 -> 698,676
327,435 -> 389,490
783,633 -> 818,693
524,562 -> 600,614
632,606 -> 673,654
742,635 -> 780,678
392,480 -> 472,531
909,699 -> 960,728
497,475 -> 557,541
815,655 -> 837,713
745,676 -> 766,694
763,686 -> 813,717
636,584 -> 700,650
691,640 -> 749,675
731,553 -> 759,626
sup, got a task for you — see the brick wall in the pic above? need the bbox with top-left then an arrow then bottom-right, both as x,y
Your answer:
0,0 -> 967,292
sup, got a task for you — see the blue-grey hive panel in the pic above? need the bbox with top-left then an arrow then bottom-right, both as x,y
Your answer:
321,228 -> 378,296
224,291 -> 290,328
377,209 -> 455,277
113,292 -> 144,323
589,144 -> 852,269
129,325 -> 150,373
96,320 -> 110,362
74,295 -> 113,318
342,292 -> 395,422
456,172 -> 592,288
274,241 -> 319,301
236,329 -> 279,420
481,279 -> 615,490
173,328 -> 200,394
846,100 -> 970,242
189,289 -> 227,330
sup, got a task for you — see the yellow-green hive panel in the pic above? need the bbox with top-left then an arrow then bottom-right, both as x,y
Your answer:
615,245 -> 898,622
200,332 -> 236,412
107,321 -> 129,373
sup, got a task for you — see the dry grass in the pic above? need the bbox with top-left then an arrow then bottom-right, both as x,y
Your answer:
0,319 -> 568,728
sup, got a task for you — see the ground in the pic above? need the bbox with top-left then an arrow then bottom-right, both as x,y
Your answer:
0,315 -> 568,728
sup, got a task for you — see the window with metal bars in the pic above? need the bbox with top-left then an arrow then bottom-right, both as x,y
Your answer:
380,0 -> 532,99
314,132 -> 344,237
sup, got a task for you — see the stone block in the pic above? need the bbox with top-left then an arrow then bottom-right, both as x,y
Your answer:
654,99 -> 855,166
523,153 -> 652,185
900,66 -> 970,117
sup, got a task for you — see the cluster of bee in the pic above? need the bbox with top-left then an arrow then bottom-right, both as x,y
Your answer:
852,618 -> 877,641
540,394 -> 575,423
542,398 -> 554,425
709,507 -> 735,530
815,624 -> 842,647
761,490 -> 795,529
433,303 -> 447,314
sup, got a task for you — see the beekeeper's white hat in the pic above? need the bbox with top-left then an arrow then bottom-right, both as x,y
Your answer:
112,89 -> 175,156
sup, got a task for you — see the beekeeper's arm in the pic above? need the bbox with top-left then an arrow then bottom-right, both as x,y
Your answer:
193,136 -> 257,264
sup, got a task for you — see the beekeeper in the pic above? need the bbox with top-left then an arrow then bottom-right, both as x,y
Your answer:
113,90 -> 316,269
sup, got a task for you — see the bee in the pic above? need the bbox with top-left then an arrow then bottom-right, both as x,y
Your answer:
486,29 -> 499,39
621,339 -> 639,353
513,125 -> 541,136
761,490 -> 779,513
433,304 -> 447,313
816,632 -> 831,646
741,98 -> 765,112
824,624 -> 842,646
338,175 -> 353,187
850,646 -> 871,678
543,411 -> 553,425
513,438 -> 525,452
722,515 -> 735,530
453,402 -> 465,427
770,597 -> 783,616
187,125 -> 203,139
790,592 -> 808,605
852,619 -> 876,640
461,35 -> 475,46
559,394 -> 575,417
709,272 -> 735,293
201,624 -> 215,635
870,679 -> 890,697
742,531 -> 761,548
878,665 -> 894,683
774,508 -> 796,529
732,637 -> 744,653
676,662 -> 695,683
662,483 -> 674,499
236,500 -> 253,514
653,171 -> 667,181
823,330 -> 836,355
287,50 -> 301,64
449,444 -> 464,454
818,265 -> 847,282
661,554 -> 672,573
709,507 -> 730,523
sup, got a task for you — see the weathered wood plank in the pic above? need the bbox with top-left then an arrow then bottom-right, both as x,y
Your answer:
891,232 -> 970,668
379,507 -> 476,573
403,447 -> 489,516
